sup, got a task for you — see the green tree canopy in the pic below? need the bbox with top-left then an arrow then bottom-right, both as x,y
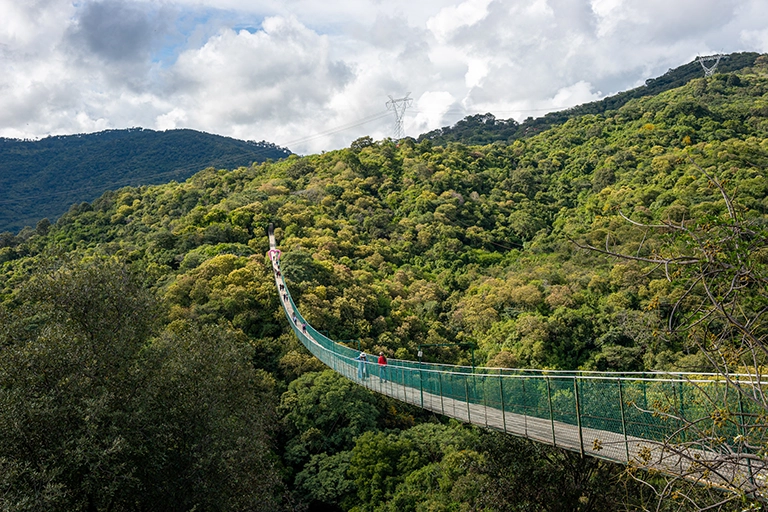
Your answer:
0,259 -> 283,511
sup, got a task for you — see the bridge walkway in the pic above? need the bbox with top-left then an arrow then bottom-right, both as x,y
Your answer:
267,227 -> 765,496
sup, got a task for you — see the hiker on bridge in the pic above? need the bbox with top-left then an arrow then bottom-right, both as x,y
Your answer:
356,352 -> 368,380
378,352 -> 388,382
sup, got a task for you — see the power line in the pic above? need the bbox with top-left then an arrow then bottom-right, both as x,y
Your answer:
280,110 -> 391,149
410,106 -> 574,115
276,102 -> 566,152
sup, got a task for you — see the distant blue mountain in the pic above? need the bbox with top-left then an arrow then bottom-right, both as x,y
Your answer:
0,128 -> 291,233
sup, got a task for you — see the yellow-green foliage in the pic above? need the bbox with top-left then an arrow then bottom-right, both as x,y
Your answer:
2,70 -> 768,373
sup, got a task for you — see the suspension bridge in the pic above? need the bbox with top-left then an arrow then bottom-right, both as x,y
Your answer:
268,227 -> 766,497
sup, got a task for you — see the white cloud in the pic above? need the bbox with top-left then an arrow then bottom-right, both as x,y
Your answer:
550,81 -> 601,108
0,0 -> 766,153
742,29 -> 768,51
527,0 -> 555,19
0,0 -> 73,48
156,108 -> 188,131
427,0 -> 493,42
411,91 -> 457,133
465,58 -> 489,88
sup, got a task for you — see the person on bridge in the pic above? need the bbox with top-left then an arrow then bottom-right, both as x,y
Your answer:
356,352 -> 368,380
378,352 -> 388,382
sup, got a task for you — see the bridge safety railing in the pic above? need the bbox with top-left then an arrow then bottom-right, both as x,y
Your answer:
268,243 -> 765,476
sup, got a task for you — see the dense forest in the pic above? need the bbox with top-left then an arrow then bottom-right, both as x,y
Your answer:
0,128 -> 291,233
1,57 -> 768,511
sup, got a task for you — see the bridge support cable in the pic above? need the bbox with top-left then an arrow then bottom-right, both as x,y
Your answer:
267,225 -> 767,497
618,379 -> 630,463
574,377 -> 585,457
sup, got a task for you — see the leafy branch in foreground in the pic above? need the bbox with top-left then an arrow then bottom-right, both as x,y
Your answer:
573,159 -> 768,508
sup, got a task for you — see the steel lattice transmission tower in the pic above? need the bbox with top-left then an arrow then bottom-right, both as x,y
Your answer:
386,93 -> 413,139
697,54 -> 728,77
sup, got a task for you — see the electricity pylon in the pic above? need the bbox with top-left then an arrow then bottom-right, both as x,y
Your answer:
386,93 -> 413,139
697,54 -> 728,77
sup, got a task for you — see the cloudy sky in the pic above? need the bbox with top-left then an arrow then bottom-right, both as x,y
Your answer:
1,0 -> 767,154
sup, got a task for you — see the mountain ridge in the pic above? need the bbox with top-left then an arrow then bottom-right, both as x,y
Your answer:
418,51 -> 763,146
1,51 -> 762,234
0,127 -> 291,233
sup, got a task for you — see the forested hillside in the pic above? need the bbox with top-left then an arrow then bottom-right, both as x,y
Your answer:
0,128 -> 290,233
419,51 -> 762,146
1,60 -> 767,511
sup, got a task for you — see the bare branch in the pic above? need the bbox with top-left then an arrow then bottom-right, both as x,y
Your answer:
618,210 -> 671,229
569,237 -> 702,266
576,158 -> 768,506
688,157 -> 737,222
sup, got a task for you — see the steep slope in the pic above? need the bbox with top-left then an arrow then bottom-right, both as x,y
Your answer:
0,128 -> 291,233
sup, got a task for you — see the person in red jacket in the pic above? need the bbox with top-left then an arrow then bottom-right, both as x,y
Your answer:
378,352 -> 388,383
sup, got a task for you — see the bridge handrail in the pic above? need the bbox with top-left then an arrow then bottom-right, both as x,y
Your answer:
267,225 -> 765,495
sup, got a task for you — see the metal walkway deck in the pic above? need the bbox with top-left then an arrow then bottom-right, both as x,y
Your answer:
267,227 -> 766,497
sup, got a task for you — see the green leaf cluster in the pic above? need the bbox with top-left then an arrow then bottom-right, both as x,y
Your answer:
0,259 -> 283,511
